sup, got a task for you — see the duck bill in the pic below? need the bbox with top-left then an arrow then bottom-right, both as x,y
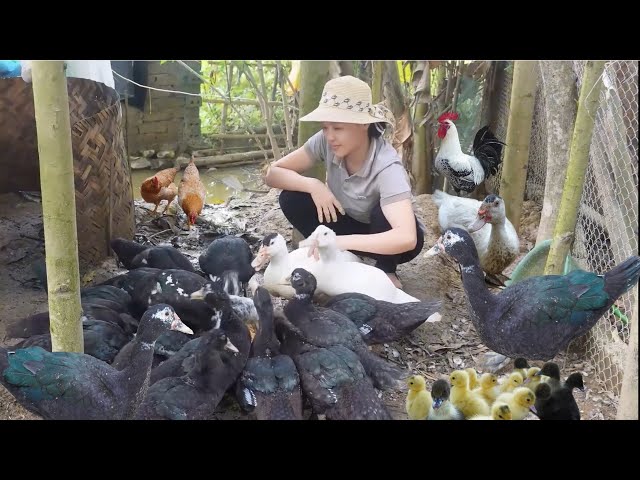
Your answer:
224,338 -> 239,354
170,314 -> 194,335
251,246 -> 270,270
190,286 -> 207,300
432,397 -> 443,410
467,209 -> 488,233
424,238 -> 445,258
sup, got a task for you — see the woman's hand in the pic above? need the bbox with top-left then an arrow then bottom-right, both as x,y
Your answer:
308,179 -> 345,223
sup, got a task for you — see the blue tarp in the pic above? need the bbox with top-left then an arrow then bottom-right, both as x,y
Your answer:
0,60 -> 21,78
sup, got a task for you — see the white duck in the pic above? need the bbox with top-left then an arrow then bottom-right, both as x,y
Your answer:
298,225 -> 420,304
432,190 -> 519,285
251,232 -> 361,299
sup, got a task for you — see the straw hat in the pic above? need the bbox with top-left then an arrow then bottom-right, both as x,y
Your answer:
299,75 -> 395,130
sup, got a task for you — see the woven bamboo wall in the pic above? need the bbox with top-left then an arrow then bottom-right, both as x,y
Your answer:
0,77 -> 135,270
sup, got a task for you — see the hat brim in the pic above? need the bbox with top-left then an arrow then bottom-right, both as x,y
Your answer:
299,105 -> 390,125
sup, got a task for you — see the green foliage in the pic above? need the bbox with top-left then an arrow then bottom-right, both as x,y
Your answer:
199,61 -> 292,135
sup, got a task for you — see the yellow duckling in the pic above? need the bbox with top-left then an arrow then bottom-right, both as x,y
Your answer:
500,371 -> 524,394
449,370 -> 490,419
496,387 -> 536,420
473,372 -> 500,405
522,367 -> 543,393
513,358 -> 531,380
465,368 -> 480,390
406,375 -> 432,420
468,401 -> 512,420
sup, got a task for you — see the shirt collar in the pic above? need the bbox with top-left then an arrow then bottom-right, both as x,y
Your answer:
332,137 -> 377,178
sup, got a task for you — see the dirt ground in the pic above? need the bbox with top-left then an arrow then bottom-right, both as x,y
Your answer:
0,190 -> 620,420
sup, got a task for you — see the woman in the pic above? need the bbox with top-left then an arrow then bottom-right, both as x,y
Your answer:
264,75 -> 424,289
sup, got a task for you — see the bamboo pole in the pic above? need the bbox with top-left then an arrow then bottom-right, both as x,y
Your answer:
498,60 -> 538,232
544,60 -> 607,275
411,61 -> 432,195
371,61 -> 384,104
31,60 -> 84,353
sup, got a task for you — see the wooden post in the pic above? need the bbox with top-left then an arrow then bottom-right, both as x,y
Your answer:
498,60 -> 538,233
31,60 -> 84,353
544,60 -> 607,275
535,61 -> 578,245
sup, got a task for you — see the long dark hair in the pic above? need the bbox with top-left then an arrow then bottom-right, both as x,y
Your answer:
368,122 -> 386,139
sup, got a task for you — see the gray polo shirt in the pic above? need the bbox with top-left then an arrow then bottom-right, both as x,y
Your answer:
304,130 -> 412,224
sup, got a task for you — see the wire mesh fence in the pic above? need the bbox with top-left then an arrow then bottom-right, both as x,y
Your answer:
489,60 -> 638,397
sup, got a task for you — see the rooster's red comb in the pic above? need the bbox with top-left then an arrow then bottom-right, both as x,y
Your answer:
438,111 -> 460,123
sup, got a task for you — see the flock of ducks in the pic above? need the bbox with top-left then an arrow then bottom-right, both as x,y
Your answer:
1,186 -> 638,420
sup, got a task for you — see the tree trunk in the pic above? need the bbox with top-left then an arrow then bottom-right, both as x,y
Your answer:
31,60 -> 84,353
617,292 -> 638,419
499,61 -> 538,233
411,61 -> 432,195
297,60 -> 330,180
544,60 -> 607,275
535,61 -> 578,245
371,61 -> 384,104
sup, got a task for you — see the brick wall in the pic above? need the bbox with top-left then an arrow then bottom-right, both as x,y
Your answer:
122,61 -> 202,155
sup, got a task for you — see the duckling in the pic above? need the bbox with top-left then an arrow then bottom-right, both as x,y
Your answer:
469,401 -> 512,420
465,367 -> 480,390
449,369 -> 490,418
427,379 -> 464,420
406,375 -> 432,420
513,357 -> 531,380
496,386 -> 536,420
499,371 -> 524,394
522,367 -> 543,393
536,362 -> 563,393
473,372 -> 500,405
532,375 -> 582,421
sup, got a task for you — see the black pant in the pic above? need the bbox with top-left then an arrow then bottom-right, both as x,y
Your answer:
278,190 -> 424,274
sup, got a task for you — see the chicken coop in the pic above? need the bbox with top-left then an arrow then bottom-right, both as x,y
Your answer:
0,76 -> 135,271
483,60 -> 638,401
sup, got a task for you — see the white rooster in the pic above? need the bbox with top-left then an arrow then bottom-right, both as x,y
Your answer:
434,112 -> 505,195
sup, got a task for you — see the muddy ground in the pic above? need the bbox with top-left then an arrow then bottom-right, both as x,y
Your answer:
0,189 -> 619,420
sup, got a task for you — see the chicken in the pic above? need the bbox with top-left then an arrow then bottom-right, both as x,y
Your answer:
468,401 -> 512,420
406,375 -> 432,420
434,111 -> 505,194
140,165 -> 181,215
449,369 -> 490,418
178,158 -> 207,229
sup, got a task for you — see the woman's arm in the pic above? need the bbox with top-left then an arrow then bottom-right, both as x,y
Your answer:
336,198 -> 417,255
265,146 -> 345,223
264,146 -> 320,193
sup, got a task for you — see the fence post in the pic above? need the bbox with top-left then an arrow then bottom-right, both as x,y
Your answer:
32,60 -> 84,353
498,60 -> 537,233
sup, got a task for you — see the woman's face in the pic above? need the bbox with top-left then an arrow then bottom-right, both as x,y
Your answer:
321,122 -> 368,158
